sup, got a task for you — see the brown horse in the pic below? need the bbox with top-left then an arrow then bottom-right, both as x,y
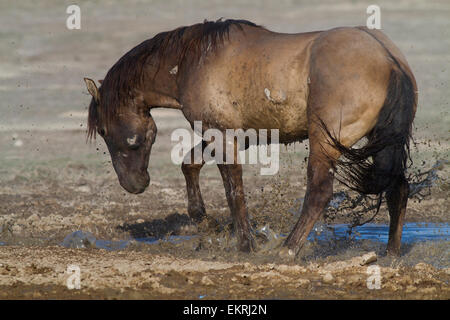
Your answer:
84,19 -> 417,257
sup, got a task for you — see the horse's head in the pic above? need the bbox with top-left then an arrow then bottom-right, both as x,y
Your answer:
84,78 -> 157,194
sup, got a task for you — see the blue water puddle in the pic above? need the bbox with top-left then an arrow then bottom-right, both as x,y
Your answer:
135,235 -> 198,245
308,222 -> 450,243
93,239 -> 129,250
59,223 -> 449,251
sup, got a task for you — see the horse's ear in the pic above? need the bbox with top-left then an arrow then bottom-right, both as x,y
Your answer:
84,77 -> 99,103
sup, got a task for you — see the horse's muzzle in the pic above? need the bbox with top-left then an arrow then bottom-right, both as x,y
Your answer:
118,170 -> 150,194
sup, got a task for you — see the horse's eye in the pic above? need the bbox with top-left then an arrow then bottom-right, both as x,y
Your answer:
126,134 -> 140,150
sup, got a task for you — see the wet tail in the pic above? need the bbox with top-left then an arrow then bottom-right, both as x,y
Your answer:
323,61 -> 417,196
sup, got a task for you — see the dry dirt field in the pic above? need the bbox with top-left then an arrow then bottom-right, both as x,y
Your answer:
0,0 -> 449,299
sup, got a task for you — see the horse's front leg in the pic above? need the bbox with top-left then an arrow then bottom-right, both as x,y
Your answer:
181,142 -> 206,223
217,161 -> 255,252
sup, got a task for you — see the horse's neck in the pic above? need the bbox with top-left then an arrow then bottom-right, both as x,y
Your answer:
141,55 -> 182,109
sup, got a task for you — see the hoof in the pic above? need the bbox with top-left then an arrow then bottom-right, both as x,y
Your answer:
188,208 -> 206,224
386,242 -> 401,256
386,247 -> 401,257
197,215 -> 221,233
239,236 -> 256,253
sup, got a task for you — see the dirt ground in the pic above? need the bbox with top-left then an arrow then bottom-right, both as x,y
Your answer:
0,246 -> 449,299
0,0 -> 449,299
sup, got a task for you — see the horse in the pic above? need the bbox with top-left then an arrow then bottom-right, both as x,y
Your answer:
84,19 -> 417,258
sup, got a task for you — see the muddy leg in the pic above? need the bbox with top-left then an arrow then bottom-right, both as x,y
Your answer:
386,176 -> 408,256
217,162 -> 255,252
281,152 -> 335,257
181,142 -> 206,223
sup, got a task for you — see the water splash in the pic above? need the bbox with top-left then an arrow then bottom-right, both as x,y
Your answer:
255,224 -> 280,242
409,160 -> 448,199
61,230 -> 129,250
60,230 -> 197,251
59,223 -> 449,252
328,191 -> 347,209
288,197 -> 304,216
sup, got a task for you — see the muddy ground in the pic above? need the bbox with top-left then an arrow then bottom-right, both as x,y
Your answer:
0,0 -> 449,299
0,128 -> 448,299
1,246 -> 449,300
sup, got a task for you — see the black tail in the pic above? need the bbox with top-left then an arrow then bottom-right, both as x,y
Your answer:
323,65 -> 417,196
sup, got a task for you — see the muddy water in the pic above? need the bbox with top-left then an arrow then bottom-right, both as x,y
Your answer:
55,222 -> 449,270
58,223 -> 449,247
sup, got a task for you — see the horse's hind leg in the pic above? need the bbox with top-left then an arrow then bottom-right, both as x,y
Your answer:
386,177 -> 408,256
372,147 -> 409,256
181,142 -> 206,223
281,132 -> 338,257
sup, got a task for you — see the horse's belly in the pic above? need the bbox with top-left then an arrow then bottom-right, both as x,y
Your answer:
240,92 -> 309,143
195,86 -> 310,143
228,42 -> 311,143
